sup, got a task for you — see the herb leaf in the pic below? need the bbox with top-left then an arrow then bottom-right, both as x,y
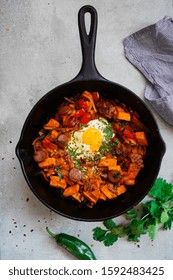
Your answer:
103,219 -> 116,229
93,227 -> 107,241
149,178 -> 173,202
125,209 -> 138,220
103,232 -> 118,246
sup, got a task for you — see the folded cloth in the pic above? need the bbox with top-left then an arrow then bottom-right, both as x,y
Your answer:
123,16 -> 173,126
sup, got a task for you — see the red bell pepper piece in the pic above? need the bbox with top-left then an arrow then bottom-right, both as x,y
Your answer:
77,99 -> 90,110
80,113 -> 92,124
74,109 -> 86,118
42,138 -> 57,150
132,115 -> 139,123
123,129 -> 136,140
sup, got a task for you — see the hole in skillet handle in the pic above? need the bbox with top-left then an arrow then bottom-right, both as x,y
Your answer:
84,12 -> 91,36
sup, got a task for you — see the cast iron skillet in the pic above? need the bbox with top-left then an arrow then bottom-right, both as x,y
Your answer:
16,5 -> 166,221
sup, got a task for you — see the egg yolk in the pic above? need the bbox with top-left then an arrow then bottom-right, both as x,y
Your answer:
82,128 -> 102,152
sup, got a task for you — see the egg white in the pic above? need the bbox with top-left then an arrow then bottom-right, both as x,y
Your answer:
66,118 -> 114,161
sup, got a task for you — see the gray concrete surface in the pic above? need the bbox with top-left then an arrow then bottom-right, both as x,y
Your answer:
1,0 -> 173,260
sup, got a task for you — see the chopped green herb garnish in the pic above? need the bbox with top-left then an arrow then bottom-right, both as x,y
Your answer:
103,123 -> 114,141
96,139 -> 119,159
98,117 -> 108,125
55,166 -> 63,179
67,147 -> 81,168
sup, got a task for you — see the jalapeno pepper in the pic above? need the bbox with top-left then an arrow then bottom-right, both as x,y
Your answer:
46,227 -> 97,260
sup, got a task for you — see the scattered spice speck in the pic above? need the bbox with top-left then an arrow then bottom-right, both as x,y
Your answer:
9,140 -> 12,143
23,234 -> 26,237
26,198 -> 29,202
30,229 -> 34,232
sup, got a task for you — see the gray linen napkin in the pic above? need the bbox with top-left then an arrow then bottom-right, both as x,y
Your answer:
123,16 -> 173,126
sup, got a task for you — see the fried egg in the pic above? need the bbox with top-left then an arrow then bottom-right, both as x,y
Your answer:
67,118 -> 114,160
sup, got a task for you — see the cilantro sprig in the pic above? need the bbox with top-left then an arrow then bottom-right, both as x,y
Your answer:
93,178 -> 173,246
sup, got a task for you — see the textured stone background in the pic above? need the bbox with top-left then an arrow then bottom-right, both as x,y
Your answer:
1,0 -> 173,260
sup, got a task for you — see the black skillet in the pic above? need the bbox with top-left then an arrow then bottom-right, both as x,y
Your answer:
16,5 -> 166,221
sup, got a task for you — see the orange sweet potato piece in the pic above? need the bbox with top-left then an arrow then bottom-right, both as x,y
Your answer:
108,164 -> 122,172
83,191 -> 99,205
50,130 -> 59,140
98,158 -> 117,168
50,176 -> 67,189
116,105 -> 125,112
116,185 -> 127,196
99,192 -> 107,201
128,163 -> 141,178
100,185 -> 117,200
43,118 -> 60,130
123,178 -> 135,186
63,184 -> 80,197
92,188 -> 100,200
135,132 -> 148,146
117,111 -> 131,121
38,157 -> 57,168
72,192 -> 83,203
123,163 -> 141,186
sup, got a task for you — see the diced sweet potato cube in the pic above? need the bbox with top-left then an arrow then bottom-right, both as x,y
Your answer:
116,185 -> 127,195
38,157 -> 57,168
135,132 -> 148,146
50,176 -> 67,189
116,106 -> 125,112
63,184 -> 80,197
98,158 -> 109,167
83,191 -> 98,205
100,185 -> 117,200
50,130 -> 59,140
128,163 -> 141,178
98,157 -> 117,168
117,111 -> 131,121
108,164 -> 122,172
99,192 -> 107,201
124,178 -> 135,186
72,193 -> 83,202
92,189 -> 100,199
43,118 -> 60,130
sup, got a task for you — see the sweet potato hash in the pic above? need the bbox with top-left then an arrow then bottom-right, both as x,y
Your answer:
32,91 -> 148,208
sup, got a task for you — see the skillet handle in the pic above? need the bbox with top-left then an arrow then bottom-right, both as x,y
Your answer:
73,5 -> 105,81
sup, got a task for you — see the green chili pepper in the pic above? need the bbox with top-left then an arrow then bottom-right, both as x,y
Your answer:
46,227 -> 97,260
